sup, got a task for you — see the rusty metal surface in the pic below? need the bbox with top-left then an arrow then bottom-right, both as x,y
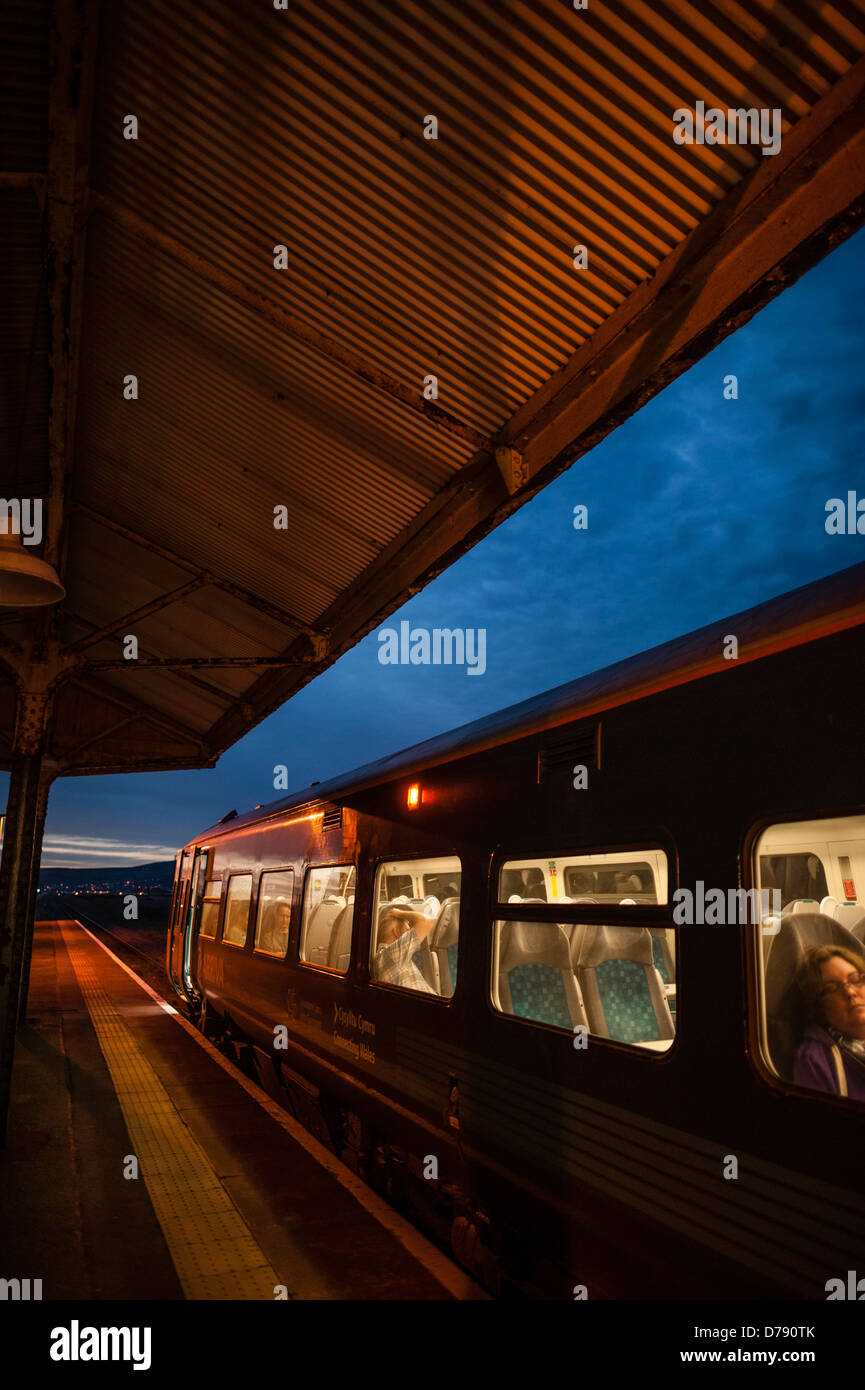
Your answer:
1,0 -> 864,776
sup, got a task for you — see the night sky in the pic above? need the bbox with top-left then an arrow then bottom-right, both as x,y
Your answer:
16,226 -> 865,867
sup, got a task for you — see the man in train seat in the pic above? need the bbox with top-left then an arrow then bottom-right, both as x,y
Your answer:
373,906 -> 437,994
259,898 -> 291,955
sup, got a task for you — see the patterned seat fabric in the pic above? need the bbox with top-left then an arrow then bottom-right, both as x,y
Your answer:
508,965 -> 573,1029
595,959 -> 662,1042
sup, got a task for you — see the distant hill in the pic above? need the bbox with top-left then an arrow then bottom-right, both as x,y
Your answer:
38,860 -> 175,892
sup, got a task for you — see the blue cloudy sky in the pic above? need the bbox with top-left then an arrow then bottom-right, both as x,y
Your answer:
18,226 -> 865,866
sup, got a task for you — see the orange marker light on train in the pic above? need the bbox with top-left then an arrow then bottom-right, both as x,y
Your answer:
407,783 -> 421,809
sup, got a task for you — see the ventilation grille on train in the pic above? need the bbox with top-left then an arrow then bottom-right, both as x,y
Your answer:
537,724 -> 601,783
321,807 -> 343,831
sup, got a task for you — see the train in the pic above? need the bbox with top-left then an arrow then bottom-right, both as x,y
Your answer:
167,560 -> 865,1299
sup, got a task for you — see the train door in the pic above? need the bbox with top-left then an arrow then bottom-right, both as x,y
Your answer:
167,851 -> 189,992
182,847 -> 207,1000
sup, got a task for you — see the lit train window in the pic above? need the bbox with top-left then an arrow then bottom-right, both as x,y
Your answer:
753,814 -> 865,1103
254,869 -> 295,957
222,873 -> 253,946
497,851 -> 667,906
199,880 -> 222,939
299,864 -> 356,972
370,857 -> 461,998
492,851 -> 674,1051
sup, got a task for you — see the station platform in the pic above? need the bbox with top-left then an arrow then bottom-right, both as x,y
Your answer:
0,919 -> 483,1300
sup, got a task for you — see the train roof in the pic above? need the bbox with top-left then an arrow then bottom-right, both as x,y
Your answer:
191,560 -> 865,843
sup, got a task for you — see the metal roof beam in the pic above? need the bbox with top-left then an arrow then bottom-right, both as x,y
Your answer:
61,715 -> 138,761
84,189 -> 488,451
65,613 -> 239,703
75,503 -> 328,642
63,578 -> 208,654
82,656 -> 316,669
69,674 -> 207,753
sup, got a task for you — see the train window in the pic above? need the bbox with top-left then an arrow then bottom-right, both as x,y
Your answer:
370,857 -> 461,998
497,851 -> 667,906
299,864 -> 356,972
492,851 -> 674,1050
500,866 -> 548,901
199,880 -> 222,939
380,871 -> 413,900
753,815 -> 865,1103
222,873 -> 253,946
172,852 -> 189,927
254,870 -> 295,956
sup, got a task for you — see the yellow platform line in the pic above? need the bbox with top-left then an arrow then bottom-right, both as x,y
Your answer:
62,924 -> 282,1300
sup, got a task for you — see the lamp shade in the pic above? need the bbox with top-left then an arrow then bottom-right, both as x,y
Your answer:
0,530 -> 65,606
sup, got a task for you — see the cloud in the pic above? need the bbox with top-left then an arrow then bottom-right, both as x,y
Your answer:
40,836 -> 178,866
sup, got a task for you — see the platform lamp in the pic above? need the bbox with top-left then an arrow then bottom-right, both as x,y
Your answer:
0,511 -> 65,606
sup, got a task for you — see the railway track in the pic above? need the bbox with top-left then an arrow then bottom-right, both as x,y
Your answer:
53,897 -> 167,972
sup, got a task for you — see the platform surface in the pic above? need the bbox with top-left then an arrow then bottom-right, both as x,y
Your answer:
0,920 -> 480,1300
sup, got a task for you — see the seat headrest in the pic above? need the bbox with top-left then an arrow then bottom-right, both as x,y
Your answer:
575,924 -> 654,968
499,921 -> 571,971
765,912 -> 863,1011
834,903 -> 865,934
430,897 -> 460,948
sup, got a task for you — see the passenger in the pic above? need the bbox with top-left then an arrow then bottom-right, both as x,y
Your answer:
520,868 -> 546,898
614,871 -> 643,893
793,946 -> 865,1100
259,899 -> 291,954
373,907 -> 436,993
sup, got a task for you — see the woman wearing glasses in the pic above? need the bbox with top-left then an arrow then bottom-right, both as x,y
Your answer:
794,946 -> 865,1100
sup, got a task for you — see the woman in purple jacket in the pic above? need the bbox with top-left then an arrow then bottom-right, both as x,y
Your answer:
793,945 -> 865,1101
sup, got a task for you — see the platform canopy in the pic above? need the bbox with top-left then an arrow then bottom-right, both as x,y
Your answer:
2,0 -> 865,776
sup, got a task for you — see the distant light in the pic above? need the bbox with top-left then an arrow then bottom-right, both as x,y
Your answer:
407,783 -> 420,809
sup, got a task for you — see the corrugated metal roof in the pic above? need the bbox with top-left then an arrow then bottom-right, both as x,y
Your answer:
1,0 -> 864,775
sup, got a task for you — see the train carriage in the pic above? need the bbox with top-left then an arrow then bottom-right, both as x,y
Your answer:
167,561 -> 865,1299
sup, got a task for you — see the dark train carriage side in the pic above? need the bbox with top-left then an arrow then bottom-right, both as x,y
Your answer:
167,562 -> 865,1299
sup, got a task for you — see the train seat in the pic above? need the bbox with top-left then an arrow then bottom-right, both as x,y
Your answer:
763,912 -> 862,1080
821,899 -> 865,937
326,903 -> 355,973
783,899 -> 820,915
574,926 -> 674,1043
303,895 -> 346,967
429,898 -> 460,996
498,921 -> 588,1029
